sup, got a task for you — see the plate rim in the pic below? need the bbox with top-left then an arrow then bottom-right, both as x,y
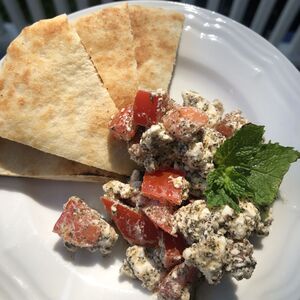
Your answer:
68,0 -> 300,85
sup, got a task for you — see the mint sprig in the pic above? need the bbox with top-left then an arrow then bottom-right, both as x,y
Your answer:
205,124 -> 300,211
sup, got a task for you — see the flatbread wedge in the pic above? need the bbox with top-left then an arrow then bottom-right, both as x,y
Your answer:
0,14 -> 135,176
74,3 -> 138,109
129,5 -> 184,91
0,137 -> 125,182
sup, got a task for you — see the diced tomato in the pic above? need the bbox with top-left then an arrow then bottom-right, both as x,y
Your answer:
216,122 -> 234,138
141,169 -> 186,205
158,263 -> 198,300
133,90 -> 167,127
101,196 -> 115,217
163,106 -> 208,141
179,107 -> 209,125
109,104 -> 136,141
142,203 -> 176,236
53,197 -> 103,247
101,197 -> 160,246
160,232 -> 188,269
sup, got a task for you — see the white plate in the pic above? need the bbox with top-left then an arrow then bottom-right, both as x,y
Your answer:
0,1 -> 300,300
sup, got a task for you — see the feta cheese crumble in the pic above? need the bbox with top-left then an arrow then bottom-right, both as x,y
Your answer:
121,245 -> 163,291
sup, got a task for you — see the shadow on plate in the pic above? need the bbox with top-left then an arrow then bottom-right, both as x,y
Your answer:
249,234 -> 264,250
196,274 -> 238,300
53,236 -> 128,268
54,231 -> 154,297
118,272 -> 153,297
0,176 -> 104,212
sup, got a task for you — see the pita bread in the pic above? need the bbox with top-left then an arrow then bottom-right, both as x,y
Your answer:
0,14 -> 135,176
129,5 -> 184,91
74,4 -> 138,109
0,137 -> 125,182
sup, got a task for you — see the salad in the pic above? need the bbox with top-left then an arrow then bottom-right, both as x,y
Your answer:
53,90 -> 299,300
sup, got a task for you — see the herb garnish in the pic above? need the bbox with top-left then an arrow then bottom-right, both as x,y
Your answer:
205,124 -> 300,211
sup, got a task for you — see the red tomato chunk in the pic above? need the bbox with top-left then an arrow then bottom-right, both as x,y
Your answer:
161,232 -> 188,269
101,197 -> 160,247
142,203 -> 176,236
109,104 -> 136,141
216,122 -> 234,138
158,263 -> 198,300
133,90 -> 166,127
163,106 -> 208,141
141,169 -> 186,205
53,196 -> 105,248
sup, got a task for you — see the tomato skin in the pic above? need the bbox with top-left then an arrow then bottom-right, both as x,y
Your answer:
109,105 -> 136,141
216,122 -> 234,137
158,263 -> 198,300
178,106 -> 209,125
101,196 -> 114,217
53,197 -> 102,247
141,169 -> 186,205
162,106 -> 208,141
101,197 -> 160,246
142,202 -> 176,236
161,232 -> 188,269
133,90 -> 166,127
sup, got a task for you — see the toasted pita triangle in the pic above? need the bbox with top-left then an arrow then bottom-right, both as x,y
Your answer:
0,138 -> 125,182
129,5 -> 184,91
74,3 -> 138,109
0,15 -> 135,176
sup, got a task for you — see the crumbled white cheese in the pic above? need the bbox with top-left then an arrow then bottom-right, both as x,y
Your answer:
183,142 -> 205,170
201,128 -> 226,175
224,239 -> 256,280
120,259 -> 136,279
182,128 -> 225,176
183,234 -> 227,284
184,235 -> 256,283
174,200 -> 216,244
129,123 -> 175,172
220,110 -> 248,133
221,205 -> 234,218
202,127 -> 225,156
103,180 -> 136,199
95,219 -> 119,255
182,91 -> 224,126
121,246 -> 162,291
168,175 -> 190,201
172,197 -> 270,284
169,175 -> 184,189
227,201 -> 260,240
186,172 -> 207,196
174,200 -> 271,243
141,123 -> 174,149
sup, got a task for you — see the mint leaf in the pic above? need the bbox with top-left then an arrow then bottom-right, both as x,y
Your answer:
206,166 -> 253,200
205,124 -> 300,211
206,188 -> 241,212
248,142 -> 300,206
214,124 -> 264,167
